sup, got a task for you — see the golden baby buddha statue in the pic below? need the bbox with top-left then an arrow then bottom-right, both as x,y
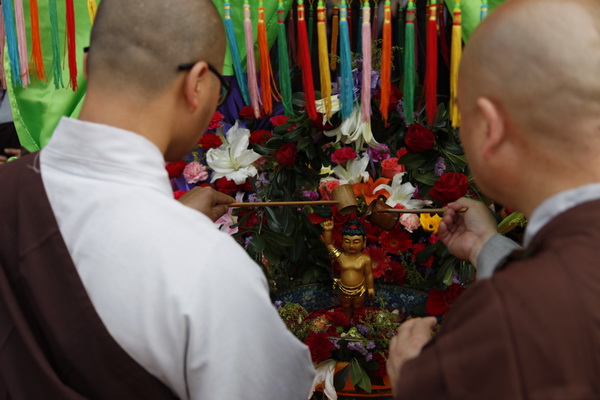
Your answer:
322,219 -> 375,318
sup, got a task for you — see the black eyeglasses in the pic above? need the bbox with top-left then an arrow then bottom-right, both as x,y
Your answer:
177,62 -> 230,106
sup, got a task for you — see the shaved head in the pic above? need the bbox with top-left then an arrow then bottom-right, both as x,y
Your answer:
87,0 -> 225,98
459,0 -> 600,143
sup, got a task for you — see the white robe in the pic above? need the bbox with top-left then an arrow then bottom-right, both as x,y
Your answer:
40,117 -> 315,399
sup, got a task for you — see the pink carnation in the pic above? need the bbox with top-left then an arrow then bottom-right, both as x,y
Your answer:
331,147 -> 357,164
399,214 -> 420,233
183,161 -> 209,184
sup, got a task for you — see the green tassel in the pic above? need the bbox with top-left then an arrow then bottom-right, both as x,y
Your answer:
277,1 -> 294,117
403,0 -> 416,124
396,2 -> 405,79
48,0 -> 64,89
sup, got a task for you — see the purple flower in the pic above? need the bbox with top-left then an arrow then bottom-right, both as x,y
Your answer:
366,144 -> 391,163
303,190 -> 319,201
244,236 -> 253,248
248,193 -> 261,203
366,341 -> 376,350
434,157 -> 447,177
356,324 -> 369,336
274,300 -> 283,310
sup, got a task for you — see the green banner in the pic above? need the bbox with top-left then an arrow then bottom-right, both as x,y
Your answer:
444,0 -> 506,42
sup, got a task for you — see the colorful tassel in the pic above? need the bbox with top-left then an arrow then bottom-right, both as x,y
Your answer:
2,0 -> 22,87
48,0 -> 63,89
356,5 -> 363,55
330,2 -> 339,72
480,0 -> 488,21
257,0 -> 280,116
277,0 -> 294,117
396,1 -> 405,78
361,0 -> 372,123
244,1 -> 261,118
450,0 -> 462,127
13,0 -> 30,86
0,9 -> 6,88
88,0 -> 98,24
65,0 -> 78,91
403,0 -> 416,124
286,8 -> 297,66
372,2 -> 379,41
425,0 -> 438,125
317,0 -> 332,120
339,0 -> 354,120
225,2 -> 250,106
308,0 -> 315,54
347,0 -> 353,51
297,0 -> 318,121
379,0 -> 392,123
29,0 -> 46,82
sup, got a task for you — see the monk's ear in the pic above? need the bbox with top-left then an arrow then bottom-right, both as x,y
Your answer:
182,61 -> 209,112
476,96 -> 506,160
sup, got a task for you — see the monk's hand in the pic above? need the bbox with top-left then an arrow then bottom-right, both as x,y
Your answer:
178,186 -> 234,222
387,317 -> 437,394
0,148 -> 21,165
438,197 -> 497,268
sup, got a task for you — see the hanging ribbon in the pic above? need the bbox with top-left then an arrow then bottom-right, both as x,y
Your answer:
13,0 -> 30,86
372,2 -> 379,41
450,0 -> 462,127
29,0 -> 46,82
2,0 -> 22,87
88,0 -> 98,24
224,2 -> 250,106
277,0 -> 294,117
297,0 -> 318,121
48,0 -> 63,89
361,1 -> 372,123
317,0 -> 332,120
347,0 -> 353,51
425,0 -> 438,125
0,9 -> 6,88
286,8 -> 297,66
244,1 -> 261,118
480,0 -> 488,21
403,0 -> 416,124
308,0 -> 315,54
339,0 -> 354,120
257,0 -> 280,116
65,0 -> 78,91
330,2 -> 339,72
396,1 -> 405,79
379,0 -> 392,123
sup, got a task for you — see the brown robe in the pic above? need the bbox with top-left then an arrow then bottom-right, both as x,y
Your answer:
0,154 -> 178,399
395,199 -> 600,400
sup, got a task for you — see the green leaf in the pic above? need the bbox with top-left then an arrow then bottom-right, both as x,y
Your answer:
333,365 -> 350,392
350,359 -> 372,393
413,170 -> 439,186
416,243 -> 437,264
445,151 -> 467,168
398,152 -> 426,169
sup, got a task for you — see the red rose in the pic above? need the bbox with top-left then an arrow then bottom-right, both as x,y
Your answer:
173,190 -> 187,200
426,283 -> 465,316
199,133 -> 223,149
214,177 -> 251,195
331,147 -> 357,164
275,143 -> 297,167
249,130 -> 272,146
239,105 -> 261,119
381,157 -> 405,179
165,160 -> 186,179
270,115 -> 289,127
207,111 -> 224,130
305,332 -> 334,364
404,124 -> 435,153
428,172 -> 469,203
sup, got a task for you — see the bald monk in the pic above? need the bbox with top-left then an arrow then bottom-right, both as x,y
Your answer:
0,0 -> 314,398
386,0 -> 600,398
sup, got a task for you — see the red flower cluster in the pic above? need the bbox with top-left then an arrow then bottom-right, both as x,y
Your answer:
270,115 -> 289,127
214,177 -> 252,195
165,160 -> 186,179
429,172 -> 469,203
305,332 -> 334,364
325,311 -> 351,330
199,133 -> 223,149
239,106 -> 264,119
173,190 -> 187,200
426,283 -> 465,316
331,147 -> 357,164
405,124 -> 435,153
207,111 -> 224,130
384,260 -> 406,285
380,229 -> 412,254
249,130 -> 272,146
372,352 -> 388,379
276,143 -> 297,167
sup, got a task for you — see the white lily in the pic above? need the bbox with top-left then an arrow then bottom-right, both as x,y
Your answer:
332,153 -> 370,184
324,106 -> 378,150
315,95 -> 341,124
374,173 -> 432,209
206,121 -> 261,184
